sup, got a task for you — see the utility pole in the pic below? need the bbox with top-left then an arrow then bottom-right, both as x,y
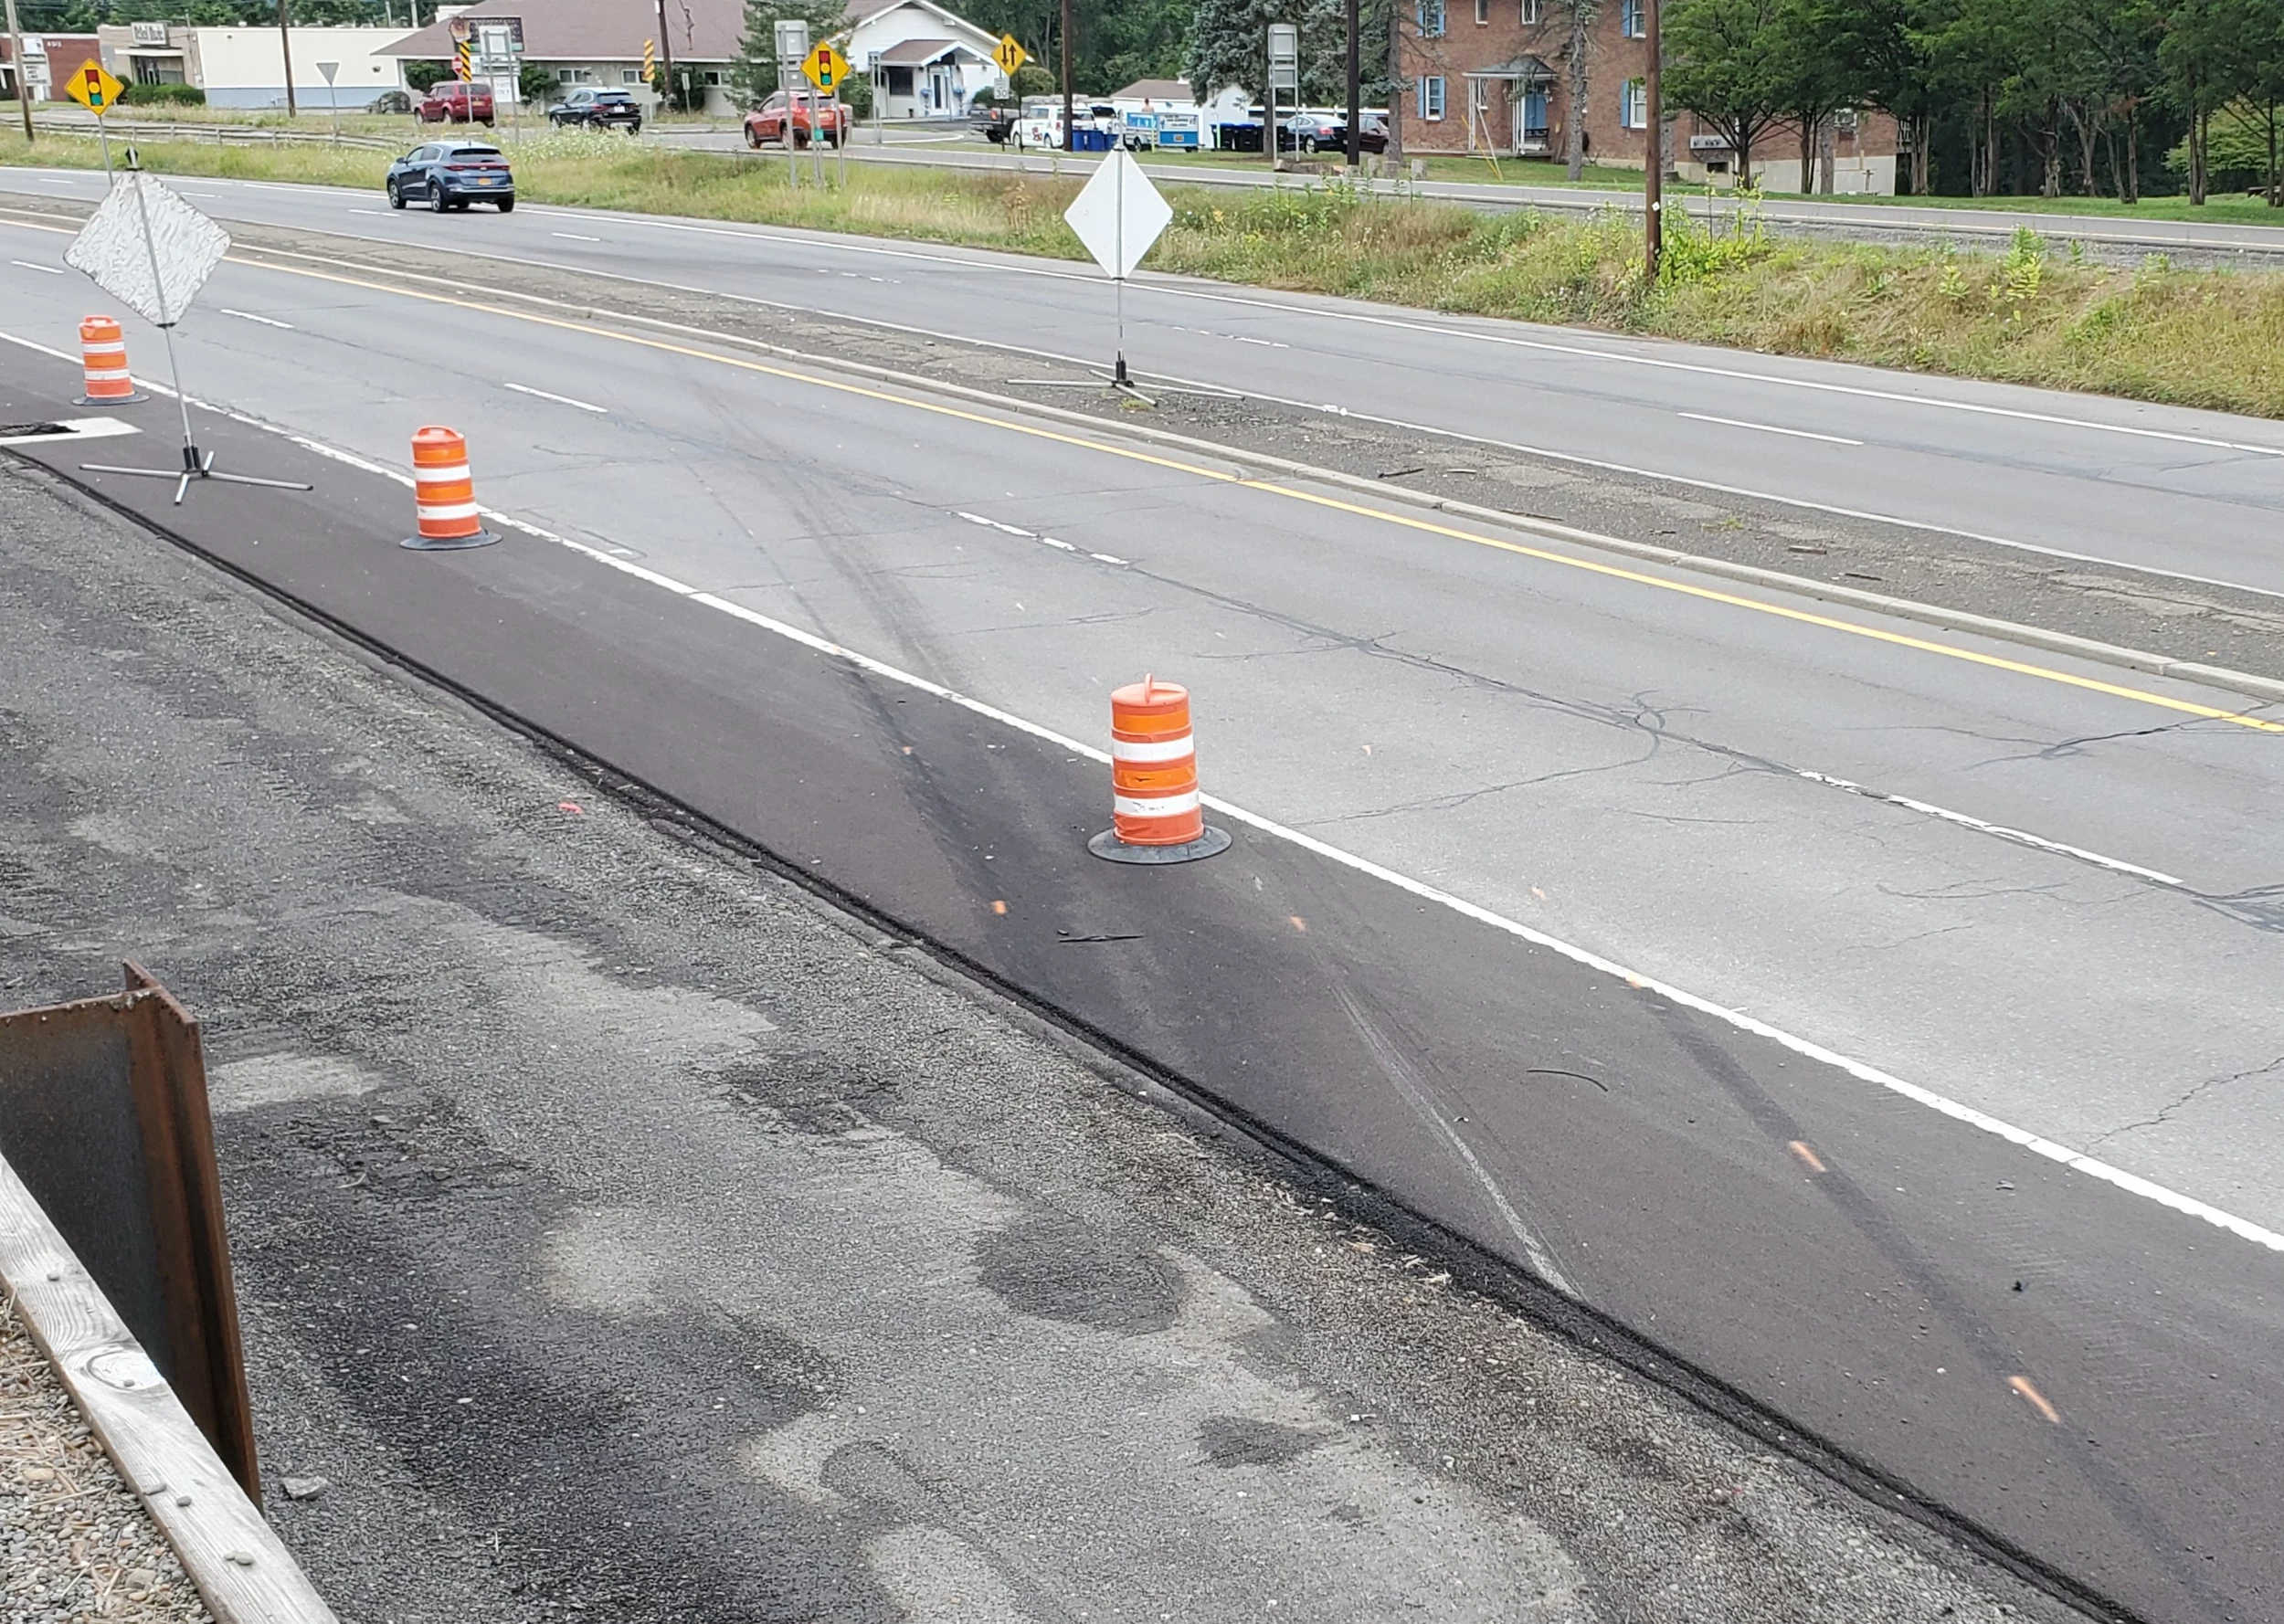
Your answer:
4,0 -> 34,145
1059,0 -> 1073,153
1344,0 -> 1360,167
654,0 -> 675,114
277,0 -> 297,116
1643,0 -> 1662,279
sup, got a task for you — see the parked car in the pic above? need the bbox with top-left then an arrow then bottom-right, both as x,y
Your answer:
386,140 -> 516,212
1280,111 -> 1388,154
548,87 -> 643,132
415,79 -> 494,125
745,90 -> 849,148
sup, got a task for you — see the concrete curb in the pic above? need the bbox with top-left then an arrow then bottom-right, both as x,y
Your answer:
217,237 -> 2284,714
0,1150 -> 337,1624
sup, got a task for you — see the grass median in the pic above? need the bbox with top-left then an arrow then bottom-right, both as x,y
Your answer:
6,127 -> 2282,420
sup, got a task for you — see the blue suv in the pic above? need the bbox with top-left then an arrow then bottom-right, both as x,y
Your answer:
386,140 -> 516,213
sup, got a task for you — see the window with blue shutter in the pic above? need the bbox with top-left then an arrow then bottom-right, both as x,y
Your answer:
1417,0 -> 1447,37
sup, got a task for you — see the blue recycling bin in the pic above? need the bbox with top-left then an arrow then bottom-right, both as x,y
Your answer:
1072,127 -> 1114,153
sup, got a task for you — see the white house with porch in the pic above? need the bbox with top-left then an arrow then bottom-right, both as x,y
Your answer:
844,0 -> 1004,120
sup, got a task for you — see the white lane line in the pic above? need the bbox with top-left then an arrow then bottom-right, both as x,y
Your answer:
954,509 -> 1091,558
347,207 -> 387,216
535,207 -> 2284,459
503,381 -> 608,413
1681,412 -> 1865,447
8,258 -> 64,275
5,318 -> 2270,1259
1796,771 -> 2184,886
181,192 -> 225,200
551,231 -> 603,242
35,178 -> 79,186
220,308 -> 296,330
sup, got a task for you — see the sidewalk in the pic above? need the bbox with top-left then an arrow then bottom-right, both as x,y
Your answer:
0,455 -> 2071,1622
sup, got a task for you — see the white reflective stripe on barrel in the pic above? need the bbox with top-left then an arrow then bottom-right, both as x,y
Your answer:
1113,790 -> 1202,818
417,501 -> 481,521
1109,733 -> 1194,764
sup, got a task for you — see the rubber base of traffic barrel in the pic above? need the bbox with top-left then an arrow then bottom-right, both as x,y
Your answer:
1086,826 -> 1232,865
402,529 -> 502,552
76,391 -> 150,405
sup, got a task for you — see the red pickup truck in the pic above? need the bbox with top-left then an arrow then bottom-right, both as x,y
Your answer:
744,90 -> 850,149
417,80 -> 494,126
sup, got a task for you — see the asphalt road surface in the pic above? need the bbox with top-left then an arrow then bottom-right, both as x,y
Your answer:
5,163 -> 2281,607
1,183 -> 2279,1623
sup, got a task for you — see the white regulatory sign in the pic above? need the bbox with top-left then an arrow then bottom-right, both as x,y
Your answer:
1062,147 -> 1171,282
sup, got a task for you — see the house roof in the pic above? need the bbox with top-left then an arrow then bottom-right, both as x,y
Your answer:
874,36 -> 971,67
847,0 -> 999,49
378,0 -> 743,62
1112,78 -> 1191,102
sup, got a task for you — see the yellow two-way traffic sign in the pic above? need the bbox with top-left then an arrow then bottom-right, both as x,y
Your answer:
802,43 -> 849,92
65,58 -> 125,115
992,33 -> 1028,77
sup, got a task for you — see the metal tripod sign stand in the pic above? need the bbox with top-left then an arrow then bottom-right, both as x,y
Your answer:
64,159 -> 312,504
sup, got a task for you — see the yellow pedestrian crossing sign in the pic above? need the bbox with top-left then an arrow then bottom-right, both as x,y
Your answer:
66,58 -> 125,114
992,33 -> 1027,77
802,43 -> 848,91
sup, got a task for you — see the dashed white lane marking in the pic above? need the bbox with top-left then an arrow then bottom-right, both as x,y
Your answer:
957,509 -> 1120,564
504,381 -> 608,414
1681,412 -> 1865,448
8,259 -> 63,275
551,231 -> 602,242
3,320 -> 2277,1260
1795,771 -> 2184,886
220,308 -> 296,330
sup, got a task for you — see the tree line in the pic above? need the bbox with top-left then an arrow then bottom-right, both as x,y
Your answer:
1664,0 -> 2284,202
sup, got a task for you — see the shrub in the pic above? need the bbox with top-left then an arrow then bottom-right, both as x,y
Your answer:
405,60 -> 449,92
117,82 -> 205,106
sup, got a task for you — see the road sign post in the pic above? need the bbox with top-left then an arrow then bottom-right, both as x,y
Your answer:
316,59 -> 340,144
65,58 -> 125,183
802,44 -> 846,188
1062,147 -> 1172,395
1267,23 -> 1299,175
775,19 -> 808,187
4,0 -> 33,145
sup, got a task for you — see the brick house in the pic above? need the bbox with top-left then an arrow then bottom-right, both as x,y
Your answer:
1393,0 -> 1898,194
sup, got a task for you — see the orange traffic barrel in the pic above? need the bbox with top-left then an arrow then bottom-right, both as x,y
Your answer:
76,315 -> 146,404
403,425 -> 498,551
1087,675 -> 1232,864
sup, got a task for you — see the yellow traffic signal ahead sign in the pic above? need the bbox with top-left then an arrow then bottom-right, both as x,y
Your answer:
66,58 -> 125,114
992,33 -> 1028,77
802,43 -> 848,91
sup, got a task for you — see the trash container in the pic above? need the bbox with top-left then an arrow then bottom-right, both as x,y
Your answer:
1073,127 -> 1113,153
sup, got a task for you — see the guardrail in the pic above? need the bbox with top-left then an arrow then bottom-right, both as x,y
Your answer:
29,114 -> 398,153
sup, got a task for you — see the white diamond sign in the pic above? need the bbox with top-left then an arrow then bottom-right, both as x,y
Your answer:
1063,147 -> 1170,281
66,172 -> 231,328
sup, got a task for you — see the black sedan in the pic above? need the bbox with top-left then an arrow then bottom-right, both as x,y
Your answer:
386,141 -> 516,212
548,88 -> 643,132
1280,111 -> 1388,154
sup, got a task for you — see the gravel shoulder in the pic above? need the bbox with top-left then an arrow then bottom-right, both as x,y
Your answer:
1,1293 -> 213,1624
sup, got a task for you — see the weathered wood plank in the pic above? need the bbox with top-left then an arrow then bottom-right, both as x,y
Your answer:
0,1150 -> 337,1624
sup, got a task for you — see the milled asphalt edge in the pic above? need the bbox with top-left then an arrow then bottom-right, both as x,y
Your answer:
0,448 -> 2126,1624
203,232 -> 2284,715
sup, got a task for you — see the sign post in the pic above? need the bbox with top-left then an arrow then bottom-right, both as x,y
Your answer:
316,59 -> 340,144
1267,23 -> 1299,175
65,58 -> 125,183
774,18 -> 808,186
802,43 -> 846,188
3,0 -> 33,145
1062,147 -> 1171,395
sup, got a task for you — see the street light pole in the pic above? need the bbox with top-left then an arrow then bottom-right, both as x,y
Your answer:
1059,0 -> 1073,153
276,0 -> 296,117
654,0 -> 675,115
1344,0 -> 1360,167
5,0 -> 37,143
1644,0 -> 1662,279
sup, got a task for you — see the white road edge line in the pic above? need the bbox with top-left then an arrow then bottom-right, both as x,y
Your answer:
5,321 -> 2275,1260
1680,412 -> 1865,447
219,308 -> 295,330
503,381 -> 608,414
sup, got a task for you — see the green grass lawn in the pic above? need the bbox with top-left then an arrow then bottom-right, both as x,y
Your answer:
6,126 -> 2282,420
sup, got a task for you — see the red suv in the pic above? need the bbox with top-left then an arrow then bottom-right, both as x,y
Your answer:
745,90 -> 849,149
417,80 -> 495,125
